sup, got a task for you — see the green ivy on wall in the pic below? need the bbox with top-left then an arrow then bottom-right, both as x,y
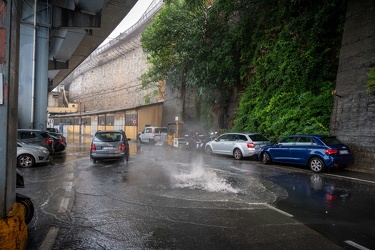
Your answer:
367,67 -> 375,94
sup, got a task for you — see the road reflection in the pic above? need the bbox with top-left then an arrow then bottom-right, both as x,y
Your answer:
268,172 -> 351,212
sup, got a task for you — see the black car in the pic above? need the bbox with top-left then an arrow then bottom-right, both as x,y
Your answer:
46,127 -> 59,133
90,130 -> 130,163
17,129 -> 54,154
47,132 -> 67,153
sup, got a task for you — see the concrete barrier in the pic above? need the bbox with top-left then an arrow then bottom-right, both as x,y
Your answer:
0,203 -> 28,250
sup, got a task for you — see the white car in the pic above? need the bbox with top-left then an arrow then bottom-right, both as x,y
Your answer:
17,141 -> 50,167
205,132 -> 270,160
138,126 -> 168,143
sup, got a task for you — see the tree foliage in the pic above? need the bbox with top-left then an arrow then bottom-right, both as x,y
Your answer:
141,0 -> 347,138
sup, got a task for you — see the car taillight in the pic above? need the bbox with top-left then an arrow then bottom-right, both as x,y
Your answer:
120,143 -> 126,150
45,139 -> 53,145
58,139 -> 64,144
325,149 -> 339,155
326,194 -> 336,201
247,142 -> 254,148
91,144 -> 96,151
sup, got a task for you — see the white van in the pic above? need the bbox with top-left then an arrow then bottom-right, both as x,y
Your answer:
138,127 -> 168,143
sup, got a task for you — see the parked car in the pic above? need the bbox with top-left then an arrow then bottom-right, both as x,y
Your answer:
17,140 -> 50,167
47,132 -> 67,153
205,132 -> 271,160
46,127 -> 59,133
259,134 -> 354,173
138,126 -> 168,143
90,130 -> 130,163
17,129 -> 54,154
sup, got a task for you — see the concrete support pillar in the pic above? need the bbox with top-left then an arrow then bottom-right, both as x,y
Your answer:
0,0 -> 28,248
18,0 -> 49,129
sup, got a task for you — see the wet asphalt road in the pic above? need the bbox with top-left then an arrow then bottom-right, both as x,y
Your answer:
17,134 -> 375,250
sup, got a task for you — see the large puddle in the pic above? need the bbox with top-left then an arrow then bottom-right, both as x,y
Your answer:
140,154 -> 289,208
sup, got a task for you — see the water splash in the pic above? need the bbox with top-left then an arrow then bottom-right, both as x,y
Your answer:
171,163 -> 239,194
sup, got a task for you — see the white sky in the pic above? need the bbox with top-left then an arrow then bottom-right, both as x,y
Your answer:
101,0 -> 154,46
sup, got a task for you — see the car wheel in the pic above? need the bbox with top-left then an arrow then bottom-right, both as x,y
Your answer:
309,157 -> 325,173
91,158 -> 96,164
233,148 -> 243,160
262,152 -> 271,164
205,146 -> 212,155
16,195 -> 34,225
17,154 -> 35,168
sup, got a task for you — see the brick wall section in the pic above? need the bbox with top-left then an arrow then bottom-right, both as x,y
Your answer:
330,0 -> 375,172
69,32 -> 159,112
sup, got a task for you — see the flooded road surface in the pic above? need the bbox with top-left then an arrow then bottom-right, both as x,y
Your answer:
18,135 -> 375,249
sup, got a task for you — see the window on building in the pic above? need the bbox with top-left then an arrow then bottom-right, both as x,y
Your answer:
82,117 -> 91,125
99,116 -> 106,126
106,115 -> 114,126
126,113 -> 138,126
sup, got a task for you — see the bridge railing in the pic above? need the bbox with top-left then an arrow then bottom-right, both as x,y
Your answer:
75,0 -> 163,73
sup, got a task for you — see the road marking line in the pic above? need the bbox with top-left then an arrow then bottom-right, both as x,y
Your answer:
63,181 -> 73,192
38,226 -> 59,250
325,174 -> 375,185
263,203 -> 294,217
66,173 -> 74,179
344,240 -> 371,250
58,197 -> 70,213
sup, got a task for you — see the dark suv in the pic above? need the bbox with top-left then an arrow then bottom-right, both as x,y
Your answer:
90,130 -> 130,163
17,129 -> 54,154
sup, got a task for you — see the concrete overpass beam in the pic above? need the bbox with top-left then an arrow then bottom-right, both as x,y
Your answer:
52,6 -> 101,29
48,59 -> 69,70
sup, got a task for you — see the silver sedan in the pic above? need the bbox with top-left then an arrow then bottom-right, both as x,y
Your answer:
205,132 -> 270,160
17,141 -> 50,167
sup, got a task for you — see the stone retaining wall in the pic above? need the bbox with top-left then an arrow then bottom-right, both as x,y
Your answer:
330,0 -> 375,172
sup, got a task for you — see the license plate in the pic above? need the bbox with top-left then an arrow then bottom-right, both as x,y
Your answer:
103,146 -> 114,150
339,150 -> 349,154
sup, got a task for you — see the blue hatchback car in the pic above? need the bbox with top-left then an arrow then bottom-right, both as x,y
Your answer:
259,134 -> 354,173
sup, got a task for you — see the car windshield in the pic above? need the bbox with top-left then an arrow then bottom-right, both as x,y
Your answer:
248,134 -> 268,141
94,133 -> 122,142
320,137 -> 343,146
